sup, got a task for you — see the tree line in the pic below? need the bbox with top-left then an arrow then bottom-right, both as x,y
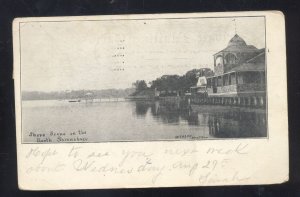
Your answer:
132,68 -> 213,96
22,88 -> 135,100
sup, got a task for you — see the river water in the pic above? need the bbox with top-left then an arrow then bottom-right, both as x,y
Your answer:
22,99 -> 267,143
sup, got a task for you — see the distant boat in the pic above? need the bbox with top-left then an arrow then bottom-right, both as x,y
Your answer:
68,99 -> 81,103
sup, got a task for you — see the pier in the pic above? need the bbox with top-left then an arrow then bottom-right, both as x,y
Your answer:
189,96 -> 266,108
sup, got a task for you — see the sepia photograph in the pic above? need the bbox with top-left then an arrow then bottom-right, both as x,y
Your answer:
19,16 -> 267,143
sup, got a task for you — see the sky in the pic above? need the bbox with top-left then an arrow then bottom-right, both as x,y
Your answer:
20,16 -> 265,92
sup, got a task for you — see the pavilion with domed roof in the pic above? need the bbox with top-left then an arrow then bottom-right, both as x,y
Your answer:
205,34 -> 266,106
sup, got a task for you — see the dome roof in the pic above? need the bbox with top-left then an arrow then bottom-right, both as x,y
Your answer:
214,34 -> 259,55
227,34 -> 247,47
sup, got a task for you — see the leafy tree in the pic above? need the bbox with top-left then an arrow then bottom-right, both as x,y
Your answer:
149,68 -> 214,94
133,80 -> 148,92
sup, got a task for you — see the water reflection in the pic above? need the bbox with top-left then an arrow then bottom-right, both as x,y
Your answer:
133,100 -> 267,138
134,102 -> 149,117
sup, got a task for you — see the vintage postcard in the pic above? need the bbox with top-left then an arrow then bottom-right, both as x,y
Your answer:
13,11 -> 288,190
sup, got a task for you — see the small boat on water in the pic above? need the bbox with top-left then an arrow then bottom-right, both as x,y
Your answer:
68,99 -> 81,103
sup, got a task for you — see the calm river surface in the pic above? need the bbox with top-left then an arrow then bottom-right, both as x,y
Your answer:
22,99 -> 267,143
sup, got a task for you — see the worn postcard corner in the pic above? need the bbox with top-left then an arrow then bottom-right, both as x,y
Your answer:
13,11 -> 288,190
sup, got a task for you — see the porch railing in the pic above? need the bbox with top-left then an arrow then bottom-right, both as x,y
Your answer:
207,83 -> 265,94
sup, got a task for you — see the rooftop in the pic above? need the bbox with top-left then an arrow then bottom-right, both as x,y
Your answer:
214,34 -> 258,55
228,34 -> 247,46
226,62 -> 265,73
